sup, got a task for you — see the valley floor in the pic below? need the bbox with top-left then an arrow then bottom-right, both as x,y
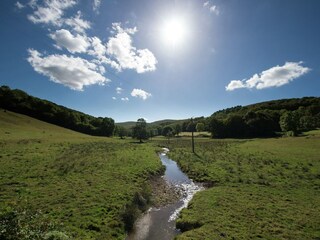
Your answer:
1,109 -> 319,239
0,110 -> 163,239
158,131 -> 320,239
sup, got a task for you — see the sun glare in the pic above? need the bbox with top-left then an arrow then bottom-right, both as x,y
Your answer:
161,17 -> 188,47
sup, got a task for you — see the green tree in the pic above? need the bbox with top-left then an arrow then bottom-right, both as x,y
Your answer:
99,117 -> 115,137
149,128 -> 158,139
209,117 -> 225,138
299,116 -> 317,131
132,118 -> 148,143
186,121 -> 196,132
162,126 -> 173,137
196,122 -> 205,132
279,111 -> 299,135
115,126 -> 127,139
224,115 -> 247,138
174,124 -> 181,136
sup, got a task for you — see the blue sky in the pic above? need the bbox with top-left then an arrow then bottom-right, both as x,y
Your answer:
0,0 -> 319,122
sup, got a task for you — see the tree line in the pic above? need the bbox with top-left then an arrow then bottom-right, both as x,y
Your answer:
208,97 -> 320,138
0,86 -> 115,136
125,97 -> 320,141
1,85 -> 319,139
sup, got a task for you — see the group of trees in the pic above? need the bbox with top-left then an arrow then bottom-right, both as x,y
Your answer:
279,108 -> 319,136
209,97 -> 320,138
209,111 -> 280,138
0,86 -> 115,136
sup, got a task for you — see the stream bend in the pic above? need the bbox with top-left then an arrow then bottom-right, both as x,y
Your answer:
127,148 -> 203,240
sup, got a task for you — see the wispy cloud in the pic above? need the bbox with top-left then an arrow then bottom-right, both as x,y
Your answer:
15,1 -> 25,9
116,87 -> 123,94
64,11 -> 91,33
226,62 -> 310,91
27,49 -> 109,91
106,23 -> 157,73
112,96 -> 116,100
203,1 -> 219,15
28,0 -> 37,9
121,97 -> 129,101
93,0 -> 101,13
131,88 -> 152,100
27,0 -> 77,26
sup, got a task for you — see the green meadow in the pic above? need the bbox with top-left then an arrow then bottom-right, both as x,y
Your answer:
163,133 -> 320,239
1,109 -> 320,239
0,110 -> 163,239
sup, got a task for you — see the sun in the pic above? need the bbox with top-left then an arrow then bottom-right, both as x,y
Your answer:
161,16 -> 188,47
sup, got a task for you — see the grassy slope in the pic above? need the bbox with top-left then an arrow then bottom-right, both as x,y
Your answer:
164,133 -> 320,239
0,110 -> 163,239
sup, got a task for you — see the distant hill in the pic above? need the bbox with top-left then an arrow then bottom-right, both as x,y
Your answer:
149,119 -> 183,126
116,121 -> 136,129
0,109 -> 87,140
212,97 -> 320,119
0,86 -> 115,137
116,119 -> 183,129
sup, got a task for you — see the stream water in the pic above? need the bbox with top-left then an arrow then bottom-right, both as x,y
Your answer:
126,148 -> 203,240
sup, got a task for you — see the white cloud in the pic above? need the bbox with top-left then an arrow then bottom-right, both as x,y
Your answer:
226,62 -> 310,91
28,0 -> 76,26
209,5 -> 219,15
98,65 -> 105,74
112,96 -> 116,100
116,87 -> 123,94
49,29 -> 90,53
225,80 -> 245,91
89,36 -> 106,58
88,36 -> 122,71
93,0 -> 101,12
28,0 -> 37,9
203,1 -> 219,15
131,88 -> 152,100
106,23 -> 157,73
15,1 -> 25,9
27,49 -> 109,91
65,11 -> 91,33
121,97 -> 129,101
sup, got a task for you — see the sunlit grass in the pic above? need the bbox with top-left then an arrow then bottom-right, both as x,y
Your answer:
0,110 -> 163,239
155,131 -> 320,239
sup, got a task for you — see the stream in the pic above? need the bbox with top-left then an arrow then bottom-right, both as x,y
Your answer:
126,148 -> 203,240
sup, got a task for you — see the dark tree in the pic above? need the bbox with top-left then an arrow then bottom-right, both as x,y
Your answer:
132,118 -> 148,143
209,117 -> 225,138
115,126 -> 128,139
243,111 -> 277,137
98,117 -> 115,137
174,124 -> 181,136
162,126 -> 173,137
224,115 -> 247,138
186,121 -> 196,132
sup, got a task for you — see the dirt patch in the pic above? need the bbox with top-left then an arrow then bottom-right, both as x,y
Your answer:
150,176 -> 182,208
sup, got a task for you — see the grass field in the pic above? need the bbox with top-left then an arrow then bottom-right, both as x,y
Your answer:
159,133 -> 320,239
2,109 -> 320,239
0,110 -> 163,239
